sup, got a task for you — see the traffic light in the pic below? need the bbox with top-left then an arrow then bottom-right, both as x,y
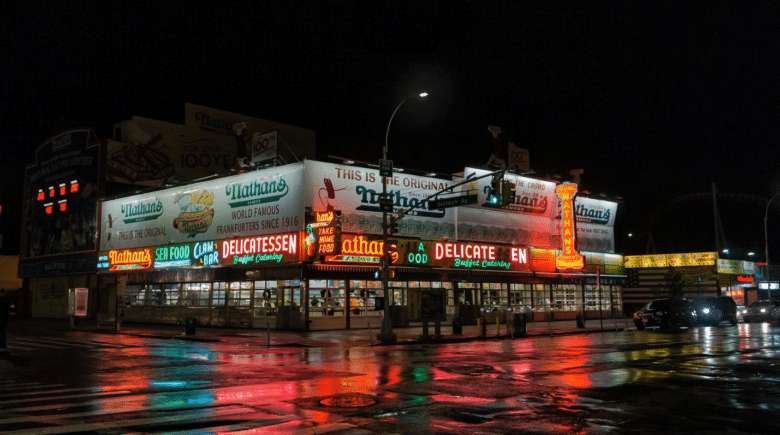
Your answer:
501,181 -> 515,206
388,216 -> 399,234
489,172 -> 502,205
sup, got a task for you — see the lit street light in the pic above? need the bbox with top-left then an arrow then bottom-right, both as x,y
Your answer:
378,92 -> 428,343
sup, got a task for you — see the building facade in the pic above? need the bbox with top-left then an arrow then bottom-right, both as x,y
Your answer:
97,160 -> 624,330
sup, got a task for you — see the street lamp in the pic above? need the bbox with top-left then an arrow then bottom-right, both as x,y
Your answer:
764,191 -> 780,303
378,92 -> 428,343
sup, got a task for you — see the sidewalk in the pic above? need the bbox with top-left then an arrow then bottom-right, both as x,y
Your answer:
8,316 -> 636,348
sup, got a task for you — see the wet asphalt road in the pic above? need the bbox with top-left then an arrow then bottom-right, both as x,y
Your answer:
2,322 -> 780,434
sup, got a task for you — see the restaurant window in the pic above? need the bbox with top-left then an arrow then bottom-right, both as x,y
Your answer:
213,282 -> 228,307
509,283 -> 532,311
389,280 -> 407,306
349,280 -> 383,316
532,284 -> 550,311
280,279 -> 302,307
251,281 -> 278,316
125,285 -> 146,306
481,282 -> 507,311
228,281 -> 252,307
309,280 -> 345,316
181,283 -> 210,306
163,284 -> 180,306
552,283 -> 579,311
147,285 -> 163,306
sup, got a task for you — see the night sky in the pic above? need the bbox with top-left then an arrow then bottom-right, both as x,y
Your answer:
2,1 -> 780,259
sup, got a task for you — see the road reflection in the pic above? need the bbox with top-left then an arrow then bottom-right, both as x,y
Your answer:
75,322 -> 780,433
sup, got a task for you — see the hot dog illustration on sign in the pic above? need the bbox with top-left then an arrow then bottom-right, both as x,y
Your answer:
555,183 -> 584,270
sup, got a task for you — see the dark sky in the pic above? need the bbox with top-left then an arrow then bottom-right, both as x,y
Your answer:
2,1 -> 780,258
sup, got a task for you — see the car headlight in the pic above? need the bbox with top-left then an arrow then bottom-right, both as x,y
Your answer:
702,308 -> 710,314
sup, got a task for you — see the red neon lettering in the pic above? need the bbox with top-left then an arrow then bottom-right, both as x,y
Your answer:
342,235 -> 384,256
435,242 -> 495,261
555,183 -> 584,270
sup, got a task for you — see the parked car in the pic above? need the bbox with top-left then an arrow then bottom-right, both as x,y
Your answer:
742,300 -> 780,323
717,296 -> 738,326
691,296 -> 737,326
634,298 -> 697,330
736,305 -> 746,322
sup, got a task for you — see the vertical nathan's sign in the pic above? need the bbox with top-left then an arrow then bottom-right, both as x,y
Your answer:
555,183 -> 584,270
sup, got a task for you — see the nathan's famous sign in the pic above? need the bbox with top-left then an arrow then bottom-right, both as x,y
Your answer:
100,163 -> 304,251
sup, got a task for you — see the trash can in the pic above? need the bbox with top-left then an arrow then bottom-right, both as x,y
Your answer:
185,317 -> 197,335
452,316 -> 463,334
517,312 -> 527,336
506,312 -> 527,337
576,313 -> 585,328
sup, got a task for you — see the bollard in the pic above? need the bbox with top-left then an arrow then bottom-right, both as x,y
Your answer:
476,317 -> 482,337
496,317 -> 500,336
266,323 -> 271,347
480,316 -> 487,337
367,320 -> 374,347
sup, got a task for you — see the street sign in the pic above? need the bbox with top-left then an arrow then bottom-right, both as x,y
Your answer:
428,194 -> 478,210
379,159 -> 393,178
380,195 -> 394,212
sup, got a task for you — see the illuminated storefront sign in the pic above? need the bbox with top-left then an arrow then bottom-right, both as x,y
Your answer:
221,233 -> 299,265
325,234 -> 395,264
555,183 -> 584,270
624,252 -> 718,268
395,240 -> 531,271
99,248 -> 153,271
154,243 -> 195,268
99,233 -> 301,271
304,210 -> 342,259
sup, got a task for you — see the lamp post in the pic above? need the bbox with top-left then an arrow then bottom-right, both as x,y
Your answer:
764,191 -> 780,303
378,92 -> 428,343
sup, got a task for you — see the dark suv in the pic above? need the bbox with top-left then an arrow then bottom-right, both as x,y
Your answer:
692,296 -> 738,326
634,298 -> 697,330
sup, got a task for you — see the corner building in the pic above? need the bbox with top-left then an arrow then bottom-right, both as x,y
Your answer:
98,160 -> 624,330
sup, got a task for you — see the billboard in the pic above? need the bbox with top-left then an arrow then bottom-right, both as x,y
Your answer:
303,160 -> 457,239
100,163 -> 305,250
21,130 -> 100,259
183,103 -> 315,168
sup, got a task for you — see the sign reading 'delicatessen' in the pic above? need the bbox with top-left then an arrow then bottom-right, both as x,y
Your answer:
304,160 -> 456,239
100,163 -> 304,250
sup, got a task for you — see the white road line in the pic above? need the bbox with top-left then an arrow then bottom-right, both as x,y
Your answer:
0,389 -> 132,406
0,383 -> 66,391
9,339 -> 64,349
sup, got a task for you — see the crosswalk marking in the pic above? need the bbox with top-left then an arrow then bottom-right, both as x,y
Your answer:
0,380 -> 308,435
6,336 -> 130,351
0,388 -> 132,406
3,404 -> 254,435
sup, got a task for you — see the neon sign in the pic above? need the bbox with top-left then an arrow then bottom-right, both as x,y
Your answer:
193,241 -> 220,266
325,234 -> 396,264
154,244 -> 193,268
736,275 -> 754,284
221,232 -> 299,266
396,239 -> 531,271
555,183 -> 584,270
106,248 -> 153,271
305,210 -> 342,259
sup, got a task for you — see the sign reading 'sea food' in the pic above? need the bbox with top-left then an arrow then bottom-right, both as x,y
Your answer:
100,163 -> 304,250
